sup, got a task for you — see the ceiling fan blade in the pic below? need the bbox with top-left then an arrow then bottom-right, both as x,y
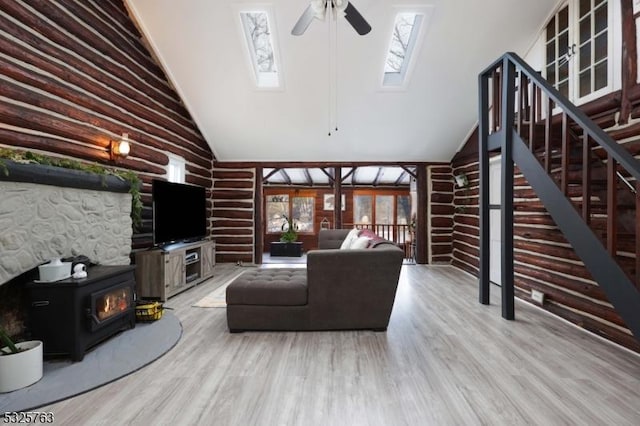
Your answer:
292,5 -> 316,35
292,1 -> 327,36
342,2 -> 371,35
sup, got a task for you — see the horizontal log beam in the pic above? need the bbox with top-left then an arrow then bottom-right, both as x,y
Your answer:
212,209 -> 253,220
431,193 -> 454,203
214,180 -> 254,189
431,205 -> 454,215
211,228 -> 254,236
211,190 -> 254,200
213,170 -> 255,180
215,161 -> 438,168
213,201 -> 254,209
217,253 -> 253,263
212,219 -> 253,228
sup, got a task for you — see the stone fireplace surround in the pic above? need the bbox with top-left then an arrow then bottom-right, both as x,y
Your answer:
0,160 -> 133,284
0,160 -> 134,336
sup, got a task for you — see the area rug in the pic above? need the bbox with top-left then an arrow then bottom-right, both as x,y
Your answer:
192,270 -> 247,308
0,311 -> 182,412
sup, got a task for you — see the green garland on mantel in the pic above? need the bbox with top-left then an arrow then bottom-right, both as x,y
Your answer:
0,148 -> 142,230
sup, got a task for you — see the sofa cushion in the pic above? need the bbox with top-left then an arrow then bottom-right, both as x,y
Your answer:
350,235 -> 371,249
226,268 -> 308,306
317,229 -> 351,249
356,229 -> 390,248
358,228 -> 377,239
339,228 -> 360,249
370,238 -> 396,248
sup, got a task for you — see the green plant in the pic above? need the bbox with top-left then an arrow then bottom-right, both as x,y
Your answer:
280,214 -> 299,243
0,326 -> 19,355
117,170 -> 143,230
0,148 -> 142,230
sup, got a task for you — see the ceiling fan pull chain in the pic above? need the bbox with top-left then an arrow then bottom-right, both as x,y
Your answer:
327,0 -> 331,136
334,4 -> 339,134
328,0 -> 333,136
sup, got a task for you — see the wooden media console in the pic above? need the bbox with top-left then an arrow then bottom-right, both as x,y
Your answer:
135,239 -> 215,301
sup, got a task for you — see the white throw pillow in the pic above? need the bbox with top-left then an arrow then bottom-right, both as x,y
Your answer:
340,228 -> 361,249
349,236 -> 370,249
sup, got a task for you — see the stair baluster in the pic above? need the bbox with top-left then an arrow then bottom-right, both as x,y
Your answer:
607,155 -> 618,256
561,113 -> 569,196
544,96 -> 552,174
582,133 -> 592,224
529,80 -> 537,152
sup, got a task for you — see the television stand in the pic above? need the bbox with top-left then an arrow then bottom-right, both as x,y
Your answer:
135,239 -> 215,301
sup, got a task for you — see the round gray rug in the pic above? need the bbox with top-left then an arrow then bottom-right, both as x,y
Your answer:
0,311 -> 182,412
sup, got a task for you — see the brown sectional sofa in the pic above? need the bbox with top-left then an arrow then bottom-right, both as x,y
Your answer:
226,229 -> 404,332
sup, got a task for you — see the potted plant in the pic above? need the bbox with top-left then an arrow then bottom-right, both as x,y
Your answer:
270,215 -> 303,257
280,215 -> 299,243
0,326 -> 43,393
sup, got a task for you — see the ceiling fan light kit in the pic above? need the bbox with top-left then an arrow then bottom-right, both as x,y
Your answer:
292,0 -> 371,36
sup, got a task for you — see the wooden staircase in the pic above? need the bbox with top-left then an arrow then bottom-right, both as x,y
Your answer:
478,53 -> 640,341
531,130 -> 639,287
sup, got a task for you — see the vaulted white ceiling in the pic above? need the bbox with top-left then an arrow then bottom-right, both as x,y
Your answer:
125,0 -> 560,163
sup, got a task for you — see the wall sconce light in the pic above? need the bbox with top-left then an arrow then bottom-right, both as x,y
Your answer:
454,173 -> 469,188
110,133 -> 131,160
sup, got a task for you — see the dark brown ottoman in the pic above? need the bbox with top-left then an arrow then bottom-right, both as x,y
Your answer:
226,268 -> 309,332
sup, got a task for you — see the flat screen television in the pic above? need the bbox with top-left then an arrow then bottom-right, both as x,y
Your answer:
152,179 -> 207,246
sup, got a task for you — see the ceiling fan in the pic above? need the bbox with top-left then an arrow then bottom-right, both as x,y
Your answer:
292,0 -> 372,36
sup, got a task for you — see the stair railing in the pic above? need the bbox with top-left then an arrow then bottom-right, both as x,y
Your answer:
478,52 -> 640,340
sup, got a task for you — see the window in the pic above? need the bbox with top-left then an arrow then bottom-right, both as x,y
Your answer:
546,5 -> 570,98
375,195 -> 394,225
396,195 -> 411,226
544,0 -> 613,104
383,13 -> 421,87
577,0 -> 608,97
396,195 -> 412,243
382,7 -> 433,88
353,191 -> 411,242
167,154 -> 185,183
354,195 -> 372,224
239,9 -> 282,88
292,196 -> 314,232
265,193 -> 314,234
266,194 -> 289,233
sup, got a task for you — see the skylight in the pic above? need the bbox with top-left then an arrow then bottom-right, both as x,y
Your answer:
383,12 -> 424,87
239,11 -> 280,88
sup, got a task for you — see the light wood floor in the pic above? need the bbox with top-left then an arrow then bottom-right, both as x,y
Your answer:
43,264 -> 640,425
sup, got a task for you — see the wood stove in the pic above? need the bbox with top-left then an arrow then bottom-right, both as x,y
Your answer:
26,265 -> 136,361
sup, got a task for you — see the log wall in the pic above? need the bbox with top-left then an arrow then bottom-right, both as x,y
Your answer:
212,165 -> 256,263
0,0 -> 214,252
428,165 -> 454,263
451,160 -> 480,276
